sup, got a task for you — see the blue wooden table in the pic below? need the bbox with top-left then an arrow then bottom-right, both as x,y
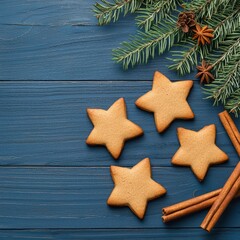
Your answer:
0,1 -> 239,239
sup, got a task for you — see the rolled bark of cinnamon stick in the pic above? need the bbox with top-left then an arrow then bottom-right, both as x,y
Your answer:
219,111 -> 240,156
201,162 -> 240,232
163,189 -> 221,216
162,195 -> 218,223
162,188 -> 240,223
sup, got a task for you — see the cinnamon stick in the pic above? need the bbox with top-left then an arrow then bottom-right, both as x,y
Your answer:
219,110 -> 240,156
162,188 -> 240,223
201,162 -> 240,232
163,189 -> 221,216
162,195 -> 218,223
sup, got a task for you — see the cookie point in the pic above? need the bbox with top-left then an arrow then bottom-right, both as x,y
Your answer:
177,127 -> 185,134
117,97 -> 125,104
202,124 -> 216,133
190,112 -> 195,118
171,157 -> 177,165
156,125 -> 166,133
186,80 -> 194,86
195,171 -> 205,182
208,123 -> 216,129
142,157 -> 150,165
154,70 -> 162,77
85,136 -> 92,145
110,165 -> 118,174
153,71 -> 170,82
135,98 -> 140,107
135,211 -> 144,220
111,151 -> 121,160
159,186 -> 167,195
86,108 -> 92,114
138,126 -> 144,135
223,152 -> 229,161
107,197 -> 113,206
198,177 -> 204,182
137,126 -> 144,135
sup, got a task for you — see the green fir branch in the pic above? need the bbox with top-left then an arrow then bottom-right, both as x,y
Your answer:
206,6 -> 240,48
113,19 -> 181,69
93,0 -> 240,116
93,0 -> 143,25
209,36 -> 240,75
168,42 -> 199,75
225,88 -> 240,117
168,39 -> 209,75
136,0 -> 181,32
204,57 -> 240,105
184,0 -> 234,20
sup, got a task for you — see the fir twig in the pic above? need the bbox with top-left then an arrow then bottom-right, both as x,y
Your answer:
210,37 -> 240,75
136,0 -> 181,32
225,88 -> 240,117
206,6 -> 240,48
94,0 -> 143,25
204,57 -> 240,105
168,39 -> 209,75
184,0 -> 234,20
168,42 -> 199,75
113,19 -> 181,69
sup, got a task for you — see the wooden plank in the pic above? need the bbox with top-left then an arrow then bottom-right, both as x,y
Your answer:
0,228 -> 239,239
0,1 -> 193,81
0,23 -> 196,80
0,81 -> 238,167
0,166 -> 239,229
0,0 -> 99,26
1,0 -> 135,26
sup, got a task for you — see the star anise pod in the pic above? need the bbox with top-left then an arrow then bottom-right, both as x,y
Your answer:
196,60 -> 214,84
177,11 -> 196,33
193,24 -> 214,45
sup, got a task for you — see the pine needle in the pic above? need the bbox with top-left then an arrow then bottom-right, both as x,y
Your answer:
204,57 -> 240,105
136,0 -> 181,32
168,39 -> 209,75
206,5 -> 240,48
225,88 -> 240,117
113,19 -> 181,69
93,0 -> 143,25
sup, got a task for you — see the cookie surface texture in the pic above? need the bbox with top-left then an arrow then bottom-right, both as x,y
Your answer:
107,158 -> 167,219
86,98 -> 143,159
172,124 -> 229,181
135,71 -> 194,133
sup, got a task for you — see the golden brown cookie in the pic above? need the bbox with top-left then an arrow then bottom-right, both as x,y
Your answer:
86,98 -> 143,159
172,124 -> 229,181
107,158 -> 167,219
135,71 -> 194,133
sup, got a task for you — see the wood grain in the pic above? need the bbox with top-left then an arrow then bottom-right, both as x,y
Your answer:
0,0 -> 137,26
0,0 -> 195,81
0,24 -> 196,81
0,81 -> 238,167
0,0 -> 98,26
0,228 -> 238,239
1,0 -> 240,237
0,166 -> 239,229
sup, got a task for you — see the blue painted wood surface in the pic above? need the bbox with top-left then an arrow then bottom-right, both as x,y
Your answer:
0,0 -> 194,81
0,81 -> 239,166
0,1 -> 239,239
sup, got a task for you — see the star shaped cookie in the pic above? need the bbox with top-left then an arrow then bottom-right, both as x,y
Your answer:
107,158 -> 167,219
86,98 -> 143,159
172,124 -> 228,181
135,71 -> 194,133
